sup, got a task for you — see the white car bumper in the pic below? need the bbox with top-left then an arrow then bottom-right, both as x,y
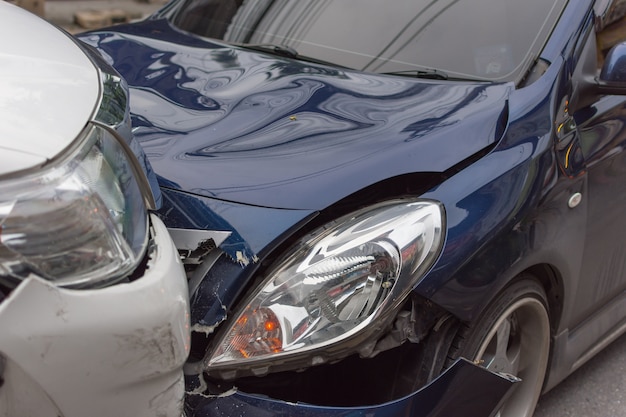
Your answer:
0,214 -> 190,417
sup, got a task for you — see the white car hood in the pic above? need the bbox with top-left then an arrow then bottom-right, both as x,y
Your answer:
0,3 -> 100,175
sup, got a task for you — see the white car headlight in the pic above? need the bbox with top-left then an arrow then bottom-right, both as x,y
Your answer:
206,200 -> 444,378
0,123 -> 148,288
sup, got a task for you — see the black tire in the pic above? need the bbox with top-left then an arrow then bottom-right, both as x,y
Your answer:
448,277 -> 551,417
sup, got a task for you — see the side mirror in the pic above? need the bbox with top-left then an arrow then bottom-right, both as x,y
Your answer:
598,42 -> 626,94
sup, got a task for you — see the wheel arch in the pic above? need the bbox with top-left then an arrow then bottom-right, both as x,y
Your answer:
432,262 -> 565,352
469,263 -> 565,337
521,264 -> 565,336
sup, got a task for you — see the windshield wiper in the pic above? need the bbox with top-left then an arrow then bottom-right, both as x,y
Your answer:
383,69 -> 449,80
235,43 -> 299,58
232,43 -> 349,69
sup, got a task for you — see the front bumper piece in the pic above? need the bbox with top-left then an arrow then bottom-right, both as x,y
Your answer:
185,358 -> 519,417
0,215 -> 190,417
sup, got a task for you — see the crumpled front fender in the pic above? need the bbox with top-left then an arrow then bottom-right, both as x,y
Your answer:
185,358 -> 519,417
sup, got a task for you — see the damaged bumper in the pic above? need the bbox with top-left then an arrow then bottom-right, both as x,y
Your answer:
160,194 -> 517,417
0,215 -> 190,417
185,359 -> 519,417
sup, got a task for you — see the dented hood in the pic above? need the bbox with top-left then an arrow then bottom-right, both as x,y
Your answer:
80,20 -> 511,210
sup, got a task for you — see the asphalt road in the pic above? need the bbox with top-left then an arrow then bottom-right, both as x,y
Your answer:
534,332 -> 626,417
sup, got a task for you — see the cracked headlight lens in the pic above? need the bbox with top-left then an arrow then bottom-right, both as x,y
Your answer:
0,124 -> 148,288
207,200 -> 444,378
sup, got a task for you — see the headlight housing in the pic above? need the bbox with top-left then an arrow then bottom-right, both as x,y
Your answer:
206,200 -> 445,379
0,123 -> 149,288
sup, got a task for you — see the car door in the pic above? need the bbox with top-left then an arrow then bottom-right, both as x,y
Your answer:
570,3 -> 626,331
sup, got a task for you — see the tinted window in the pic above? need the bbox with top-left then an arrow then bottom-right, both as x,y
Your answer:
163,0 -> 567,82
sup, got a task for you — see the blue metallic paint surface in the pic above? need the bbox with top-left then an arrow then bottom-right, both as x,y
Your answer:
77,18 -> 522,324
77,0 -> 626,413
79,14 -> 582,322
417,54 -> 587,318
80,20 -> 511,211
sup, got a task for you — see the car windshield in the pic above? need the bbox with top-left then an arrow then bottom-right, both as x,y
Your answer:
160,0 -> 567,83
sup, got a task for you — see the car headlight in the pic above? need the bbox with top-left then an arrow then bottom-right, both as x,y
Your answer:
206,200 -> 444,378
0,123 -> 148,288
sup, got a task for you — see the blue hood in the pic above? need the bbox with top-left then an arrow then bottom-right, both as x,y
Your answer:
80,19 -> 512,211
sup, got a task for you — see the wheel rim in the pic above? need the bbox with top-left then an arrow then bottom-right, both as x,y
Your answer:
475,297 -> 550,417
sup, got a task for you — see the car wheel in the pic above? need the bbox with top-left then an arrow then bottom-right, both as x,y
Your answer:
448,278 -> 551,417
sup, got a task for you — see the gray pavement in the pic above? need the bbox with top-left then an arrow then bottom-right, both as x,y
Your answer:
43,0 -> 165,32
535,332 -> 626,417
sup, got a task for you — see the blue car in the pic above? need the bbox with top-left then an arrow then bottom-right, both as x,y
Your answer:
79,0 -> 626,415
